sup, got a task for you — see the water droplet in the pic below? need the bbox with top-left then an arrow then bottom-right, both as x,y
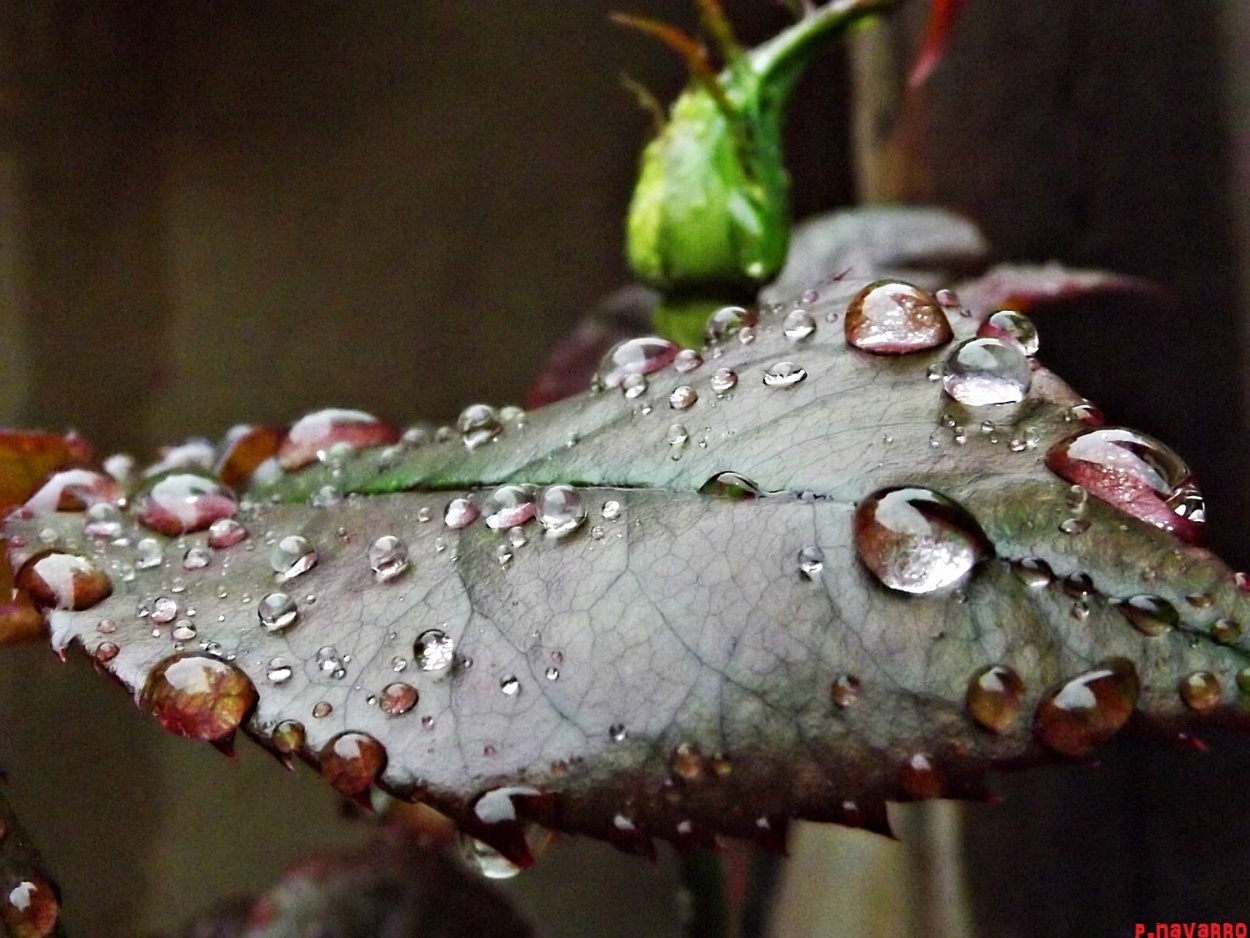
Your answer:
95,641 -> 119,663
500,675 -> 520,696
151,596 -> 179,624
899,752 -> 942,800
669,742 -> 706,781
538,485 -> 586,538
699,471 -> 762,499
1062,572 -> 1094,598
1011,557 -> 1053,588
966,665 -> 1025,732
1115,595 -> 1177,637
762,361 -> 807,388
459,833 -> 524,880
1034,658 -> 1138,757
710,367 -> 738,394
379,681 -> 418,716
704,306 -> 751,344
83,502 -> 123,538
831,674 -> 860,708
941,337 -> 1031,405
454,403 -> 503,451
1179,671 -> 1221,711
270,535 -> 317,580
621,373 -> 648,398
609,723 -> 627,742
258,592 -> 298,632
1059,517 -> 1090,535
978,309 -> 1039,356
25,468 -> 123,514
673,348 -> 703,373
1212,617 -> 1242,644
667,423 -> 690,453
1,874 -> 60,936
544,666 -> 559,681
601,500 -> 622,521
171,620 -> 197,642
782,309 -> 817,341
312,701 -> 333,719
207,517 -> 247,549
798,546 -> 824,580
844,281 -> 952,354
482,485 -> 537,531
495,544 -> 514,566
314,645 -> 347,680
279,408 -> 398,471
1044,428 -> 1205,544
272,720 -> 305,759
414,629 -> 455,672
853,487 -> 991,594
507,526 -> 527,550
97,618 -> 116,634
16,551 -> 112,610
596,336 -> 680,390
266,656 -> 293,684
444,497 -> 479,529
669,385 -> 698,410
181,546 -> 211,571
134,473 -> 237,536
319,731 -> 386,802
141,654 -> 258,743
368,535 -> 410,582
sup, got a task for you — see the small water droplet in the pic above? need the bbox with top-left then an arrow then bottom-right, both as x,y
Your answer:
704,306 -> 750,345
762,361 -> 807,388
1115,595 -> 1178,637
1212,617 -> 1242,644
151,596 -> 179,624
181,546 -> 211,571
942,337 -> 1031,406
538,484 -> 586,538
444,497 -> 479,529
272,719 -> 305,758
831,674 -> 860,708
95,641 -> 119,663
319,731 -> 386,802
782,309 -> 816,341
798,546 -> 824,580
853,487 -> 991,594
266,656 -> 293,684
1179,671 -> 1221,711
609,723 -> 627,742
602,500 -> 622,521
977,309 -> 1040,356
207,517 -> 247,549
844,281 -> 952,354
710,367 -> 738,394
414,629 -> 455,672
621,373 -> 648,398
1011,557 -> 1054,588
368,535 -> 410,582
141,654 -> 258,743
500,675 -> 520,696
171,620 -> 197,642
967,664 -> 1025,732
699,472 -> 762,499
495,544 -> 514,566
97,618 -> 116,634
1059,517 -> 1090,535
135,472 -> 238,536
270,535 -> 317,581
258,592 -> 298,632
379,681 -> 418,716
457,403 -> 503,450
1034,658 -> 1138,757
545,666 -> 559,681
595,336 -> 680,390
315,645 -> 347,679
312,700 -> 333,718
482,485 -> 537,531
669,385 -> 698,410
1062,572 -> 1094,598
899,752 -> 942,800
83,501 -> 123,538
673,348 -> 703,373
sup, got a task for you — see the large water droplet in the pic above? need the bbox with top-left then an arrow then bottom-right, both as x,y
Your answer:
595,336 -> 679,390
942,337 -> 1031,405
379,681 -> 418,716
762,361 -> 807,388
538,485 -> 586,538
844,281 -> 952,354
482,485 -> 537,531
1115,595 -> 1177,637
966,665 -> 1025,732
270,535 -> 318,580
368,535 -> 410,582
414,629 -> 455,671
977,309 -> 1039,356
258,592 -> 298,632
1179,671 -> 1221,711
25,468 -> 122,514
279,408 -> 398,471
319,731 -> 386,803
141,654 -> 258,743
16,551 -> 112,610
135,473 -> 238,536
853,487 -> 991,594
457,404 -> 502,450
1,874 -> 60,937
1034,658 -> 1138,757
1044,427 -> 1206,544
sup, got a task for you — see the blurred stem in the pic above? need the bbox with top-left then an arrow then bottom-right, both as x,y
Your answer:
681,848 -> 729,938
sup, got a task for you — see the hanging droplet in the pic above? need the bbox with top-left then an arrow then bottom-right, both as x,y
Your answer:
258,592 -> 298,632
762,361 -> 807,388
782,309 -> 816,341
853,487 -> 991,594
538,485 -> 587,538
966,664 -> 1025,732
459,833 -> 525,880
414,629 -> 455,672
482,485 -> 537,531
141,654 -> 258,743
319,731 -> 386,803
134,473 -> 238,536
1179,671 -> 1222,711
315,645 -> 347,679
710,367 -> 738,394
977,309 -> 1039,356
797,546 -> 824,580
1034,658 -> 1138,757
270,535 -> 317,581
379,681 -> 418,716
1044,427 -> 1206,544
266,656 -> 294,684
16,551 -> 112,611
941,337 -> 1031,406
500,675 -> 520,696
368,535 -> 410,582
669,385 -> 698,410
444,497 -> 479,529
207,517 -> 248,549
1,874 -> 60,937
1115,595 -> 1177,637
830,674 -> 860,708
899,753 -> 943,800
278,408 -> 398,471
1011,557 -> 1053,589
595,336 -> 680,390
272,720 -> 306,759
844,281 -> 952,354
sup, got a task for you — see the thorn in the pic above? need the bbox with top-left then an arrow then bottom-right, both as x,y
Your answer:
610,12 -> 736,119
620,74 -> 668,136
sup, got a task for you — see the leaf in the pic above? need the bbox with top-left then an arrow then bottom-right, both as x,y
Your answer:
8,265 -> 1250,869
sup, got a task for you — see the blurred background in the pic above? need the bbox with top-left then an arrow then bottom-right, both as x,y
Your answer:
0,1 -> 1247,935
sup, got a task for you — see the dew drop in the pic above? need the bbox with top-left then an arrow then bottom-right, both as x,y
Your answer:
844,281 -> 951,354
312,701 -> 333,719
853,487 -> 991,594
500,675 -> 520,696
667,423 -> 689,451
609,723 -> 627,742
538,484 -> 586,538
782,309 -> 816,341
1212,617 -> 1242,644
83,502 -> 123,538
669,385 -> 698,410
457,403 -> 503,450
798,546 -> 825,580
319,731 -> 386,802
182,546 -> 211,571
1059,517 -> 1090,535
673,348 -> 703,373
1180,671 -> 1222,711
1044,427 -> 1205,544
1,874 -> 60,936
16,551 -> 112,611
258,592 -> 298,632
1115,595 -> 1177,637
97,618 -> 117,634
704,306 -> 751,345
379,681 -> 418,716
544,666 -> 559,681
272,720 -> 305,757
699,471 -> 762,500
596,336 -> 680,390
966,665 -> 1025,732
95,641 -> 119,663
151,596 -> 179,624
270,535 -> 317,581
899,753 -> 942,800
134,473 -> 238,536
601,500 -> 622,521
171,620 -> 197,642
207,517 -> 247,549
279,408 -> 398,471
941,337 -> 1031,406
670,742 -> 705,781
266,656 -> 293,684
1011,557 -> 1053,589
621,373 -> 648,398
368,535 -> 410,582
1062,572 -> 1094,598
482,485 -> 537,531
1034,658 -> 1138,757
495,544 -> 514,566
710,367 -> 738,394
25,468 -> 123,514
315,645 -> 347,679
762,361 -> 807,388
414,629 -> 455,672
141,654 -> 258,742
830,674 -> 860,708
444,497 -> 479,529
977,309 -> 1040,356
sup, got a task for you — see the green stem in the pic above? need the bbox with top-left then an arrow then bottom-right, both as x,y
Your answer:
680,848 -> 729,938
